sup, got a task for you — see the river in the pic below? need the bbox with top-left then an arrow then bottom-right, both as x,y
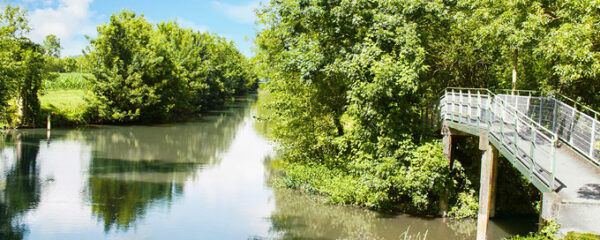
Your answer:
0,94 -> 535,239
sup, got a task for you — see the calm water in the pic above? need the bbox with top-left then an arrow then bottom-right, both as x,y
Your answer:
0,95 -> 535,239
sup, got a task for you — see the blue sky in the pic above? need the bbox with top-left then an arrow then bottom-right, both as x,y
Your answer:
2,0 -> 263,57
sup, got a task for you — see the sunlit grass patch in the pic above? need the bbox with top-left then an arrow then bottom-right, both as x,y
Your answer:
39,89 -> 89,125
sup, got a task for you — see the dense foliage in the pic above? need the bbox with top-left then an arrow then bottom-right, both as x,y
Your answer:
2,7 -> 256,127
0,6 -> 55,127
256,0 -> 600,213
86,11 -> 257,123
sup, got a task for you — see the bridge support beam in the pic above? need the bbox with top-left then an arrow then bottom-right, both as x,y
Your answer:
477,131 -> 498,240
441,125 -> 454,217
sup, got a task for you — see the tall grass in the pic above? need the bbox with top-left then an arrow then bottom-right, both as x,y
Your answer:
44,72 -> 93,90
401,227 -> 428,240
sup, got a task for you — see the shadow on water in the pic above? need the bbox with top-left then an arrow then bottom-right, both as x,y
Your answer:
261,187 -> 536,240
259,145 -> 537,240
0,131 -> 45,240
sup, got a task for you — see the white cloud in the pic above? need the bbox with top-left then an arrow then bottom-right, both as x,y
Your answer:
27,0 -> 97,56
176,18 -> 210,33
212,0 -> 260,25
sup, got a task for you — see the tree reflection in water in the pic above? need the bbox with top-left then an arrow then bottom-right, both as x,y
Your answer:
85,96 -> 255,232
265,188 -> 477,240
0,131 -> 45,240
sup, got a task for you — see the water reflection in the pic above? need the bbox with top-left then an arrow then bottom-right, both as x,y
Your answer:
265,188 -> 536,240
88,159 -> 184,231
0,94 -> 536,239
0,132 -> 45,240
85,97 -> 255,231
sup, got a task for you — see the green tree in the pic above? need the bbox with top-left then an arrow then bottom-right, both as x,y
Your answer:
60,56 -> 78,72
256,0 -> 452,210
87,11 -> 171,122
0,5 -> 29,122
535,0 -> 600,108
87,10 -> 256,123
0,5 -> 54,127
43,34 -> 61,58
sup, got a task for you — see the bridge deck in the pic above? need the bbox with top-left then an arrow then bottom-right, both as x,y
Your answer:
441,88 -> 600,203
447,119 -> 600,203
554,143 -> 600,203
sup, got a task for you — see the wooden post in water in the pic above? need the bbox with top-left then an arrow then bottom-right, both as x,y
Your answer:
47,112 -> 51,131
47,112 -> 51,140
477,130 -> 498,240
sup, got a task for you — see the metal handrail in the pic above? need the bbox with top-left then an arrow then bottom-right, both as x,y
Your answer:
497,89 -> 600,120
441,87 -> 559,191
495,89 -> 599,165
446,87 -> 559,140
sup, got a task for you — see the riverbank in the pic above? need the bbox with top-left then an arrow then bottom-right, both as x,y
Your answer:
255,89 -> 600,239
0,95 -> 539,239
0,72 -> 258,129
40,89 -> 89,126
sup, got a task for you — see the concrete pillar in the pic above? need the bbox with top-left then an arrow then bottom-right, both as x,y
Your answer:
441,125 -> 453,216
489,147 -> 499,218
477,131 -> 498,240
540,192 -> 560,231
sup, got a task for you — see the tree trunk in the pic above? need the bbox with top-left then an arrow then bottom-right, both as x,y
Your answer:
334,117 -> 344,136
512,49 -> 518,94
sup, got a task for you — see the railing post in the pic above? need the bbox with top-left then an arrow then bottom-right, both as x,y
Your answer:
468,90 -> 473,124
552,100 -> 558,133
452,89 -> 456,122
550,137 -> 557,190
569,107 -> 576,145
460,89 -> 464,124
590,120 -> 596,157
488,93 -> 492,133
477,90 -> 482,126
444,89 -> 448,122
514,116 -> 519,155
530,128 -> 536,179
500,102 -> 505,145
539,98 -> 543,125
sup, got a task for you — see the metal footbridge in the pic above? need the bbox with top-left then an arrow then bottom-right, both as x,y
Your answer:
440,88 -> 600,198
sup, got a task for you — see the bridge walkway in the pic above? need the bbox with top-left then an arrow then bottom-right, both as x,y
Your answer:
440,88 -> 600,236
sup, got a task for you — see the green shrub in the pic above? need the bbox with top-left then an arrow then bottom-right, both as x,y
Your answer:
272,140 -> 451,212
565,232 -> 600,240
448,190 -> 479,219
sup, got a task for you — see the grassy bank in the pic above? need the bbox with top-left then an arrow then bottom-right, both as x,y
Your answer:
40,89 -> 89,126
508,221 -> 599,240
39,73 -> 91,126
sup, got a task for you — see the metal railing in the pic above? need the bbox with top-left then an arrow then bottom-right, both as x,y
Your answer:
496,93 -> 600,166
497,89 -> 600,121
440,88 -> 559,192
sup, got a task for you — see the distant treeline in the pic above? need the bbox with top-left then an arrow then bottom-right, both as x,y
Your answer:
0,6 -> 257,127
86,11 -> 257,123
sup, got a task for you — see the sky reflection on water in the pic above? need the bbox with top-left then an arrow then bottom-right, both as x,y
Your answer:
0,95 -> 535,240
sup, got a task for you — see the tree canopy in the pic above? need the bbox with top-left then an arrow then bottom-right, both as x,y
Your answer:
256,0 -> 600,211
86,10 -> 257,123
1,6 -> 55,127
1,7 -> 257,126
